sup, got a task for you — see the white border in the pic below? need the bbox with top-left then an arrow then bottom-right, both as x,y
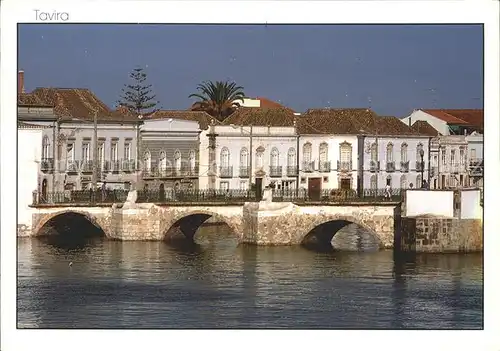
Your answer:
1,1 -> 499,350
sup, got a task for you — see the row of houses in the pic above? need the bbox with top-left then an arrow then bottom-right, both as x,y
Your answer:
17,72 -> 484,206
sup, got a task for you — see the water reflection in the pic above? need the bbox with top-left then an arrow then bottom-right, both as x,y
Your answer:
17,224 -> 483,329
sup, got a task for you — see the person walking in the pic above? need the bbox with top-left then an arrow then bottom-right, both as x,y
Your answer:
384,183 -> 392,201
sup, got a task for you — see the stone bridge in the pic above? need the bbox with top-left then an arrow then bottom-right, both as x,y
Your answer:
29,192 -> 401,249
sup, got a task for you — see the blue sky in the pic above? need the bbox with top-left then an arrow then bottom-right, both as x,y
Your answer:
18,24 -> 483,117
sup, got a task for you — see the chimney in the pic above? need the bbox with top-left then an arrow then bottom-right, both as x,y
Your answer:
18,70 -> 25,94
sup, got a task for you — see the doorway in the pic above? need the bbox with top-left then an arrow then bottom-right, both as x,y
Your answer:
41,179 -> 48,203
340,178 -> 351,190
433,179 -> 437,189
159,183 -> 165,202
255,177 -> 263,201
308,177 -> 322,201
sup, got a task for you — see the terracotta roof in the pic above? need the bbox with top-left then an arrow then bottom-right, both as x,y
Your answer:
223,107 -> 296,127
146,110 -> 218,130
298,108 -> 377,134
422,109 -> 483,127
254,97 -> 295,112
17,93 -> 51,107
411,120 -> 440,136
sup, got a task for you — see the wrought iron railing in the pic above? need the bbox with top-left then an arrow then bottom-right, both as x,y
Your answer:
136,189 -> 257,203
40,158 -> 54,171
370,160 -> 380,172
386,161 -> 395,172
239,166 -> 249,178
337,161 -> 352,172
269,166 -> 282,177
32,189 -> 129,205
287,166 -> 298,176
416,161 -> 425,172
400,161 -> 409,173
142,166 -> 199,178
319,161 -> 331,172
302,161 -> 315,172
219,166 -> 233,178
272,188 -> 403,203
469,159 -> 483,176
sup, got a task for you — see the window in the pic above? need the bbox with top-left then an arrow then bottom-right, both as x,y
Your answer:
256,149 -> 264,168
401,143 -> 408,162
470,148 -> 476,160
124,142 -> 131,160
189,150 -> 196,171
282,180 -> 295,190
400,175 -> 407,189
451,149 -> 457,165
66,143 -> 75,162
416,143 -> 424,160
239,180 -> 248,190
111,141 -> 118,161
416,174 -> 422,188
386,176 -> 392,186
220,147 -> 230,168
459,148 -> 465,165
82,142 -> 90,161
386,143 -> 393,162
340,142 -> 352,163
370,175 -> 377,189
143,150 -> 151,171
319,142 -> 328,163
159,151 -> 167,172
97,142 -> 105,165
240,147 -> 248,167
432,154 -> 438,166
270,147 -> 279,167
287,147 -> 296,167
441,148 -> 447,165
42,136 -> 50,159
174,150 -> 181,171
370,142 -> 378,161
303,143 -> 312,162
220,181 -> 229,191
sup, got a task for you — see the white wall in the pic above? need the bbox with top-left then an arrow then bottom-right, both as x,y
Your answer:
405,190 -> 454,217
461,189 -> 481,219
18,128 -> 43,228
402,110 -> 449,135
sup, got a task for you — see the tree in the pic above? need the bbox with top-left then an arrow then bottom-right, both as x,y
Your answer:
117,67 -> 159,116
189,80 -> 245,121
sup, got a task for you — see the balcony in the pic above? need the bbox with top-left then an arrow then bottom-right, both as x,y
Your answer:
400,161 -> 409,173
469,159 -> 483,176
80,160 -> 94,173
66,161 -> 79,173
287,166 -> 298,177
143,166 -> 199,178
40,158 -> 54,172
386,161 -> 395,173
416,161 -> 425,172
369,160 -> 380,173
430,166 -> 438,178
302,161 -> 315,172
319,161 -> 331,172
121,159 -> 136,172
110,160 -> 121,172
239,166 -> 250,178
337,161 -> 352,172
219,166 -> 233,178
269,166 -> 282,177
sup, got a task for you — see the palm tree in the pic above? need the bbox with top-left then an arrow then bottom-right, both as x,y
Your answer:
189,80 -> 245,121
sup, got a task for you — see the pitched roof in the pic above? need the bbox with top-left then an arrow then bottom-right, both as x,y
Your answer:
17,93 -> 52,107
254,97 -> 296,112
17,121 -> 44,129
411,120 -> 440,136
223,107 -> 296,127
297,108 -> 377,134
422,109 -> 483,127
145,110 -> 218,130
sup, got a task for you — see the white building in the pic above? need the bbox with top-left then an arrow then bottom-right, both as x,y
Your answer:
199,107 -> 297,192
401,109 -> 483,136
17,122 -> 44,235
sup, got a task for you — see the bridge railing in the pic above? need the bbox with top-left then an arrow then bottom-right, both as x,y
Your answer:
272,188 -> 403,203
135,189 -> 258,203
32,190 -> 129,205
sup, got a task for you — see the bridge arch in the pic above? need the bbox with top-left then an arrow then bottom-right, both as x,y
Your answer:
162,210 -> 242,242
299,214 -> 382,249
32,210 -> 108,238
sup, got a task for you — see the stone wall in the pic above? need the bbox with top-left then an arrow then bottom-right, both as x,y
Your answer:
399,216 -> 483,253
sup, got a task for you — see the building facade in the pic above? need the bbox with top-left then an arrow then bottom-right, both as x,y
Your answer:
139,115 -> 201,191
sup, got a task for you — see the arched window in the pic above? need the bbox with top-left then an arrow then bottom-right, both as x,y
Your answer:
319,142 -> 328,163
386,143 -> 394,162
370,142 -> 378,161
189,150 -> 196,171
220,147 -> 230,168
303,143 -> 312,162
240,147 -> 248,167
370,175 -> 377,189
174,150 -> 181,171
287,147 -> 296,167
339,142 -> 352,170
400,175 -> 407,189
159,151 -> 167,173
416,143 -> 424,159
256,146 -> 264,168
143,150 -> 151,171
42,135 -> 50,159
401,143 -> 408,163
270,147 -> 279,167
416,174 -> 422,188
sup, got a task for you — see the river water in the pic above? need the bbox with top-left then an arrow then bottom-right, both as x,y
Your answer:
17,224 -> 483,329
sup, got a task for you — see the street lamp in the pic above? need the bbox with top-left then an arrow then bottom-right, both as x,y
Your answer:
419,148 -> 425,188
91,110 -> 99,191
136,114 -> 143,190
